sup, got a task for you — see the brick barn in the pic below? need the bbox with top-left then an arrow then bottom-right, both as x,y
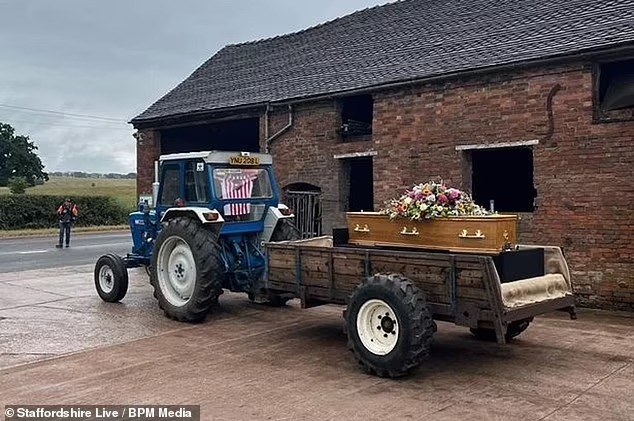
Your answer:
132,0 -> 634,311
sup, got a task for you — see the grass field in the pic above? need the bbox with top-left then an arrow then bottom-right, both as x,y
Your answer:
0,176 -> 137,210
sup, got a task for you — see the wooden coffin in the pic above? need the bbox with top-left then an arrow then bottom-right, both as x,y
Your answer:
346,212 -> 517,254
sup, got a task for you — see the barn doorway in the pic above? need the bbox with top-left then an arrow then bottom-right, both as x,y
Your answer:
343,157 -> 374,212
160,118 -> 260,154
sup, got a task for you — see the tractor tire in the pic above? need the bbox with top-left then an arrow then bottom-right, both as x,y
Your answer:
250,218 -> 300,307
344,273 -> 435,378
270,218 -> 301,241
470,318 -> 532,341
94,254 -> 129,302
149,217 -> 223,322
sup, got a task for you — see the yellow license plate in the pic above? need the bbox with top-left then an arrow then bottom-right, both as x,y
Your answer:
229,155 -> 260,165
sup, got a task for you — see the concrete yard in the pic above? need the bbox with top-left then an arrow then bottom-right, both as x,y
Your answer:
1,265 -> 633,420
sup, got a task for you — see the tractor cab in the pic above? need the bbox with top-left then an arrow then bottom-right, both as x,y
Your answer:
154,151 -> 287,236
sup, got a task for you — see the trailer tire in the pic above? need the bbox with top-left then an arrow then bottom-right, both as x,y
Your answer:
345,273 -> 435,378
470,318 -> 532,341
150,217 -> 222,322
94,254 -> 128,302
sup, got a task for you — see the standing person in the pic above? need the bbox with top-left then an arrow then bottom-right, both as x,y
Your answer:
56,198 -> 78,248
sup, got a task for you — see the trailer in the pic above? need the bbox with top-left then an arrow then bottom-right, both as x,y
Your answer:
263,234 -> 576,378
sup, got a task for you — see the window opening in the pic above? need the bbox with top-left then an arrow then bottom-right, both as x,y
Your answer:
598,59 -> 634,111
341,95 -> 373,138
471,147 -> 535,212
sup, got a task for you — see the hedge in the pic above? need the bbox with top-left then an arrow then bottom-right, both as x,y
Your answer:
0,195 -> 131,230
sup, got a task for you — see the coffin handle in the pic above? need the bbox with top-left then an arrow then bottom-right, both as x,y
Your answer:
458,229 -> 486,239
354,224 -> 370,233
400,227 -> 420,236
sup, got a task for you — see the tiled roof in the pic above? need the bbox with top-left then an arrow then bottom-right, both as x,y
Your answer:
132,0 -> 634,124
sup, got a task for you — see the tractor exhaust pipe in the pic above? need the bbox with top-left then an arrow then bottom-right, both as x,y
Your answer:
152,160 -> 160,208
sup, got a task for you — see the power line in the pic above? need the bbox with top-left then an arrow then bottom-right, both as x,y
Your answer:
0,103 -> 127,123
0,118 -> 132,130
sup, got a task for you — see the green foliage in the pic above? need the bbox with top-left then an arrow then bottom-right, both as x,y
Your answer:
0,195 -> 130,230
0,122 -> 49,186
8,177 -> 29,195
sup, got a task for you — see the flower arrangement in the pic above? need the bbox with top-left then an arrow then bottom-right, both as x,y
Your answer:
380,180 -> 491,220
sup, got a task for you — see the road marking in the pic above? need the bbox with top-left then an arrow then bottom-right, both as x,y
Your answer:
0,249 -> 50,256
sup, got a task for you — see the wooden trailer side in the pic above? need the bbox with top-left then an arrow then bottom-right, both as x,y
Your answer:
265,241 -> 499,325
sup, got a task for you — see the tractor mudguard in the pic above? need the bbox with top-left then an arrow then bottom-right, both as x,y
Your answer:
161,207 -> 225,236
261,205 -> 295,243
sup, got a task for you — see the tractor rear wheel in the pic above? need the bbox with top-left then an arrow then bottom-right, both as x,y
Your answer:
250,218 -> 300,307
344,273 -> 435,378
94,254 -> 128,302
150,217 -> 222,322
270,218 -> 301,241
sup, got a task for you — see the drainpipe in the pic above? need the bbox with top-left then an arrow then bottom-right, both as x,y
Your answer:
265,104 -> 293,153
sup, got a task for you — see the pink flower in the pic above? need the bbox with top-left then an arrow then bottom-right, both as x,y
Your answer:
438,194 -> 449,204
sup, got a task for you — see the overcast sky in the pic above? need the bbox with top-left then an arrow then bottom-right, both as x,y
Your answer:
0,0 -> 390,174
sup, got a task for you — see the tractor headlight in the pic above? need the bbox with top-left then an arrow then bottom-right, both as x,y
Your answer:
203,211 -> 220,221
278,205 -> 293,216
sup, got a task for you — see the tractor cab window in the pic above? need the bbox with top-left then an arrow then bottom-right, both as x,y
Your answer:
213,168 -> 272,219
185,161 -> 210,203
213,168 -> 273,200
159,165 -> 181,206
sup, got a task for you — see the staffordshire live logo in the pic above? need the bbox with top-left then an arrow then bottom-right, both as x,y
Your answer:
4,405 -> 200,420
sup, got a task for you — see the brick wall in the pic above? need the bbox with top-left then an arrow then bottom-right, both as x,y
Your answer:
135,129 -> 161,196
264,62 -> 634,311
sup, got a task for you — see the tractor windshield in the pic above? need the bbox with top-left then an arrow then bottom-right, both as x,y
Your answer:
213,168 -> 273,199
213,168 -> 273,220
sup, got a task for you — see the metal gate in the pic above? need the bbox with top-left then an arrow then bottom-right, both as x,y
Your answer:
285,190 -> 322,239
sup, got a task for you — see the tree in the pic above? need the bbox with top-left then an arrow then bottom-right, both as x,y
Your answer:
8,176 -> 29,194
0,123 -> 48,186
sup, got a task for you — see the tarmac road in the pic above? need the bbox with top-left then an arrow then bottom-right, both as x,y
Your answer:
1,264 -> 633,420
0,232 -> 131,273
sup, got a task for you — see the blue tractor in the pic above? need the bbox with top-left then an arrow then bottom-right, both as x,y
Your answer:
94,150 -> 299,322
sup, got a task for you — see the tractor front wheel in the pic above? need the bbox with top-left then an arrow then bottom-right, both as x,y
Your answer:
94,254 -> 129,302
150,217 -> 222,322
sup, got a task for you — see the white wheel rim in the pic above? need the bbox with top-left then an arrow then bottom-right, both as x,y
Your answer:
356,299 -> 399,355
98,265 -> 114,294
157,236 -> 196,307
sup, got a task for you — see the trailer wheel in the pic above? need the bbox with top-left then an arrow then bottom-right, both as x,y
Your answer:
345,274 -> 435,378
94,254 -> 129,302
150,217 -> 222,322
470,318 -> 532,341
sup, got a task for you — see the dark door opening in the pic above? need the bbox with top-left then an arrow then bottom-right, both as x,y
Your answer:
160,118 -> 260,154
471,147 -> 535,212
346,157 -> 374,212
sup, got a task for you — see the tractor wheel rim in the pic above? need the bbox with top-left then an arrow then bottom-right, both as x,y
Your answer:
98,265 -> 115,294
356,299 -> 399,355
157,236 -> 196,307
